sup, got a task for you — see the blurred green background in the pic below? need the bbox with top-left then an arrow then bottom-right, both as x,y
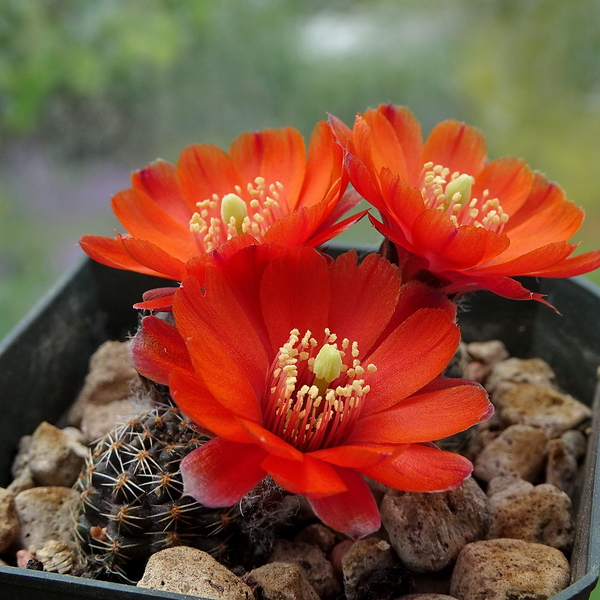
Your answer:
1,0 -> 600,345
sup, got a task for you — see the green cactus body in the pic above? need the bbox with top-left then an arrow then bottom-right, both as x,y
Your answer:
74,405 -> 235,582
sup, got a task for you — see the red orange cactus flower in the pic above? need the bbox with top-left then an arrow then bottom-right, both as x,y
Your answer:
331,104 -> 600,305
131,244 -> 493,538
80,122 -> 364,280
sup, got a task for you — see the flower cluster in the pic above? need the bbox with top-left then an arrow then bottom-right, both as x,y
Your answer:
81,106 -> 600,538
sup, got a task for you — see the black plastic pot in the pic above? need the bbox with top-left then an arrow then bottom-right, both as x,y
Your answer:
1,246 -> 600,600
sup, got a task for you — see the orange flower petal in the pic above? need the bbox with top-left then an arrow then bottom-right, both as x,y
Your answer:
327,251 -> 400,355
262,202 -> 331,247
462,274 -> 551,305
363,309 -> 460,415
361,444 -> 473,492
379,170 -> 427,234
307,467 -> 380,539
472,157 -> 534,218
297,120 -> 345,209
260,247 -> 330,352
131,159 -> 193,222
494,200 -> 584,261
174,273 -> 267,422
261,453 -> 348,498
344,152 -> 387,213
112,188 -> 196,262
362,108 -> 413,183
230,127 -> 306,211
524,248 -> 600,278
131,316 -> 192,385
411,210 -> 510,269
170,369 -> 256,443
177,143 -> 243,209
309,444 -> 398,469
240,419 -> 304,462
373,104 -> 424,185
181,439 -> 267,507
503,171 -> 565,231
116,234 -> 188,280
79,235 -> 176,278
328,112 -> 353,149
476,241 -> 576,276
423,120 -> 487,178
348,382 -> 492,444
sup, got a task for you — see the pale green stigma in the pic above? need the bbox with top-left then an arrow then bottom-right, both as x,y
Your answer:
313,343 -> 343,396
220,193 -> 248,235
445,173 -> 473,205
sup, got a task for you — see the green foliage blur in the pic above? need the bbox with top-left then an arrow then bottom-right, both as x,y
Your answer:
1,0 -> 600,345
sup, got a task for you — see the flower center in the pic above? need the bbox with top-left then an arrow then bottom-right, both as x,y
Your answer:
263,328 -> 377,453
421,162 -> 509,232
188,176 -> 290,252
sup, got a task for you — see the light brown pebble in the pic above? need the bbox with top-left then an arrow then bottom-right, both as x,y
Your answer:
268,539 -> 342,600
473,425 -> 548,483
26,421 -> 87,487
250,561 -> 320,600
495,382 -> 591,438
68,340 -> 140,427
381,477 -> 491,573
486,358 -> 556,393
80,397 -> 146,442
15,487 -> 79,549
488,481 -> 573,552
545,438 -> 579,497
137,546 -> 253,600
486,475 -> 528,497
0,487 -> 19,553
449,538 -> 570,600
341,537 -> 399,600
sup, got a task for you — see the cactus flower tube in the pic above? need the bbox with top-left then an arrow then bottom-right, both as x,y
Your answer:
131,245 -> 493,539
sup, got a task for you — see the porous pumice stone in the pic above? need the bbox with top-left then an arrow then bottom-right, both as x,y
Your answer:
25,421 -> 87,488
268,539 -> 342,600
546,431 -> 586,496
15,486 -> 79,549
250,561 -> 320,600
380,477 -> 491,573
0,487 -> 19,553
485,358 -> 557,393
449,538 -> 570,600
137,546 -> 254,600
494,382 -> 591,438
68,340 -> 140,428
473,424 -> 548,483
488,480 -> 574,552
341,537 -> 402,600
